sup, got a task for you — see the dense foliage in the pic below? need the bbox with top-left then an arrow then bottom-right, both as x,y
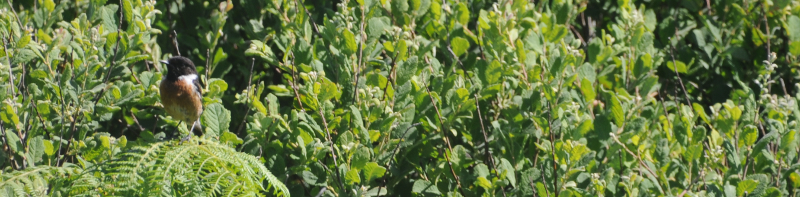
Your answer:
2,0 -> 800,196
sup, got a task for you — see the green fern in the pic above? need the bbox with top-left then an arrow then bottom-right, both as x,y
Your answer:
0,164 -> 82,196
66,137 -> 289,196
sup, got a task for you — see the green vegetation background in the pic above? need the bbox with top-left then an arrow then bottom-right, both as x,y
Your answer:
2,0 -> 800,196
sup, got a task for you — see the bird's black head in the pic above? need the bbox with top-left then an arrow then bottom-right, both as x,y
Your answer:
160,56 -> 197,80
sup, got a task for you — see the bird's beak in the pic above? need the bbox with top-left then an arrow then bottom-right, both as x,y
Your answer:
159,60 -> 169,65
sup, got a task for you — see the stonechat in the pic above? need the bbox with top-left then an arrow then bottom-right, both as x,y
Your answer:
159,56 -> 203,141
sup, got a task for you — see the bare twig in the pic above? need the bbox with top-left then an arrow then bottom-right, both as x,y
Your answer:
129,65 -> 142,84
288,58 -> 305,112
610,129 -> 664,193
380,48 -> 400,102
65,0 -> 123,166
236,58 -> 256,135
3,36 -> 17,104
92,1 -> 125,106
354,2 -> 366,103
474,94 -> 507,196
171,30 -> 181,56
421,68 -> 465,195
130,111 -> 145,131
26,88 -> 50,136
291,0 -> 341,82
378,123 -> 421,196
0,119 -> 13,169
569,25 -> 586,47
547,104 -> 559,197
5,0 -> 22,31
317,98 -> 344,195
540,163 -> 551,197
666,37 -> 692,104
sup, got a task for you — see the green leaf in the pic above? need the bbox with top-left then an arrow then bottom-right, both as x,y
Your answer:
682,144 -> 702,162
363,162 -> 386,183
122,0 -> 133,24
781,130 -> 797,150
28,136 -> 44,164
475,177 -> 492,191
498,158 -> 516,186
207,78 -> 229,99
351,146 -> 370,170
101,5 -> 119,31
43,140 -> 55,156
451,36 -> 470,57
5,131 -> 22,154
13,49 -> 37,64
220,131 -> 243,146
413,0 -> 430,16
608,94 -> 624,126
412,180 -> 441,195
342,29 -> 357,54
43,0 -> 55,11
367,17 -> 387,39
740,125 -> 758,147
545,25 -> 567,43
482,60 -> 502,85
788,16 -> 800,41
16,34 -> 31,47
202,103 -> 232,138
790,172 -> 800,188
737,180 -> 758,197
578,63 -> 596,82
397,39 -> 408,61
346,168 -> 361,184
456,3 -> 469,25
317,77 -> 340,101
580,78 -> 595,103
666,60 -> 688,73
302,171 -> 323,186
383,41 -> 395,52
474,163 -> 490,178
791,41 -> 800,55
2,104 -> 21,130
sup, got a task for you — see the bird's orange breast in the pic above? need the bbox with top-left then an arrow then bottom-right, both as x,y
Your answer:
160,79 -> 203,122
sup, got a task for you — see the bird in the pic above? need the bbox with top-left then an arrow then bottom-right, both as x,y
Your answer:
159,56 -> 204,142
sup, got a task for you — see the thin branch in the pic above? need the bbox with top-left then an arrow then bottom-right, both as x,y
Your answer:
667,11 -> 692,104
540,163 -> 551,197
129,65 -> 142,84
26,88 -> 50,136
92,1 -> 125,106
380,48 -> 400,102
0,119 -> 13,169
130,110 -> 145,132
666,37 -> 692,104
569,25 -> 586,47
66,0 -> 124,166
289,56 -> 305,112
354,2 -> 366,104
205,49 -> 210,86
474,94 -> 507,196
378,123 -> 421,196
291,0 -> 341,82
171,30 -> 181,56
3,36 -> 17,104
547,104 -> 559,197
317,96 -> 345,195
421,66 -> 465,195
236,58 -> 257,135
5,0 -> 22,31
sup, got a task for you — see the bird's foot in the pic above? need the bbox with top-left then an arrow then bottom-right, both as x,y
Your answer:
180,135 -> 191,144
